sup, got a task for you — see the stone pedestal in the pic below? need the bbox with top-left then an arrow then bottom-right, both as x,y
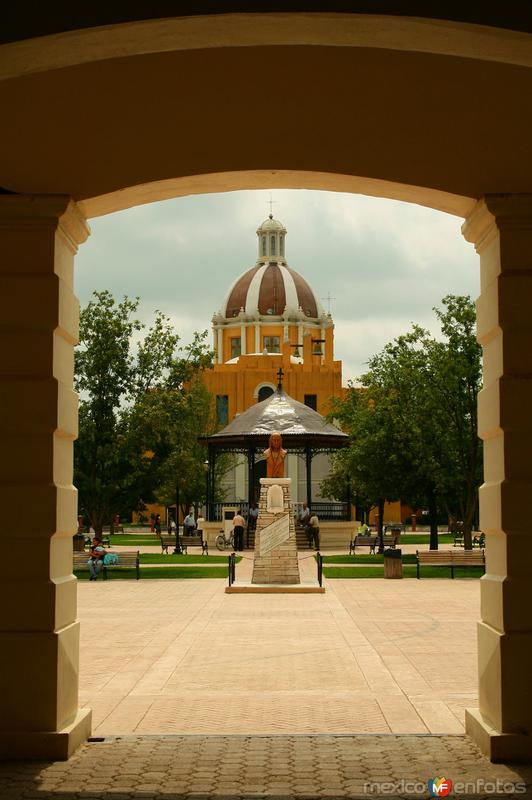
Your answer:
252,478 -> 300,585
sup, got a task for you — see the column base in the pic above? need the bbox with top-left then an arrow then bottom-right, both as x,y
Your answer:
0,707 -> 92,761
466,708 -> 532,763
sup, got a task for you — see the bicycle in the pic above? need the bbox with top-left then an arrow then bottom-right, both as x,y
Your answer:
215,530 -> 235,551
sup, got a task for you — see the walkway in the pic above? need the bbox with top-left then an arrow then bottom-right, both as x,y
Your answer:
78,562 -> 478,736
3,567 -> 529,799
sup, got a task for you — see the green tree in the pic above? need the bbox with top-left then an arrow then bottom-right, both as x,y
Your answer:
74,290 -> 213,533
322,295 -> 482,549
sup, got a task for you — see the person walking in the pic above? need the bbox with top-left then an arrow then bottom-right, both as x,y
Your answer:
232,509 -> 245,551
184,508 -> 196,536
154,514 -> 161,536
308,511 -> 320,550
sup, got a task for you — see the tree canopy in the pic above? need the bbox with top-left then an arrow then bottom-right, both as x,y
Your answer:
322,295 -> 483,548
74,290 -> 215,532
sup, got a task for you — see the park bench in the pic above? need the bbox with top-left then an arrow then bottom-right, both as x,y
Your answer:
349,535 -> 378,554
103,524 -> 125,534
348,534 -> 398,555
416,549 -> 485,579
158,533 -> 208,555
73,550 -> 140,580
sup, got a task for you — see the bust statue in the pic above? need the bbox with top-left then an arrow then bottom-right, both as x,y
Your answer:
264,431 -> 287,478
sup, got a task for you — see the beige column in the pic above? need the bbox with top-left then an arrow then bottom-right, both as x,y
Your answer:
0,195 -> 91,759
463,195 -> 532,762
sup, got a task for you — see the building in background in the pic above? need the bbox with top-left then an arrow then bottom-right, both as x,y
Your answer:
202,213 -> 345,506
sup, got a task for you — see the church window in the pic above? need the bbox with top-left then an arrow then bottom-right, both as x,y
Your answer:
262,235 -> 267,256
270,235 -> 276,255
280,235 -> 284,256
258,386 -> 275,402
231,337 -> 241,358
304,394 -> 317,411
216,395 -> 229,426
263,336 -> 280,353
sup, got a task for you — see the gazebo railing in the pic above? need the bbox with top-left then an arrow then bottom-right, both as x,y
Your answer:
207,500 -> 350,522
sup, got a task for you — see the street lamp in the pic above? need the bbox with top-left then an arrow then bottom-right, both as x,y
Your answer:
173,479 -> 182,554
204,460 -> 210,521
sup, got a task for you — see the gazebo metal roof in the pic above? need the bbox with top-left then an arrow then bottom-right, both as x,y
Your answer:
201,389 -> 348,450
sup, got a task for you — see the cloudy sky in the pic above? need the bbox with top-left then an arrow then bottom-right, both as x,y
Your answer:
75,189 -> 479,384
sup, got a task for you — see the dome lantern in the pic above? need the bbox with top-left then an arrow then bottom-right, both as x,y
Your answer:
257,214 -> 287,263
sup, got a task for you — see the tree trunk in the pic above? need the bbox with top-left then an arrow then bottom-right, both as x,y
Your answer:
428,487 -> 439,550
377,498 -> 385,553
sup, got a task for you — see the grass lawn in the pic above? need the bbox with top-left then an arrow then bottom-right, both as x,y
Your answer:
321,554 -> 417,564
75,566 -> 228,580
323,565 -> 483,579
103,535 -> 166,546
400,533 -> 455,544
139,553 -> 239,564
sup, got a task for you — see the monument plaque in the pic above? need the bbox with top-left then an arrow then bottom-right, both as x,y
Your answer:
259,513 -> 290,557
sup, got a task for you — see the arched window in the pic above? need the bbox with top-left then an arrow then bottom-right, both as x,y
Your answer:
270,234 -> 276,255
258,386 -> 275,402
280,235 -> 284,256
262,235 -> 267,256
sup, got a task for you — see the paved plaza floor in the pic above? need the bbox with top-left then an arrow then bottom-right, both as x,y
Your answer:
78,560 -> 478,736
3,566 -> 532,799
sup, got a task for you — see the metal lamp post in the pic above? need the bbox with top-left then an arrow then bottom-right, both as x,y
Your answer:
173,479 -> 182,554
204,460 -> 210,521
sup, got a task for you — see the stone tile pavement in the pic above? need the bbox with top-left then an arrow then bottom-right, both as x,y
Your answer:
77,562 -> 479,737
2,565 -> 529,799
1,734 -> 531,799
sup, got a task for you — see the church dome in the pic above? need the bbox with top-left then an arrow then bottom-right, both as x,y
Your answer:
220,214 -> 325,320
258,215 -> 285,232
222,262 -> 323,319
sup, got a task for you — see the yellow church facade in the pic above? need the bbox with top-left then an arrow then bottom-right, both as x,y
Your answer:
204,213 -> 343,425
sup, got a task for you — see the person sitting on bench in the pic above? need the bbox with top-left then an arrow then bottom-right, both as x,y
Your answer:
88,537 -> 107,581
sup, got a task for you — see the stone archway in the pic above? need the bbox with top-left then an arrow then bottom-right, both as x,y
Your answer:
1,13 -> 532,761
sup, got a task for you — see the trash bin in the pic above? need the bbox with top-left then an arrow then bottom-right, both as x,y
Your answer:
383,548 -> 403,579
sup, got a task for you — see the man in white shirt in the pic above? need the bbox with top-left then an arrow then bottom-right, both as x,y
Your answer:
184,508 -> 196,536
232,509 -> 246,551
308,511 -> 320,550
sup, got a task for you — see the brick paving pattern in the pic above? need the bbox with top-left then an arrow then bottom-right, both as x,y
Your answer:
1,734 -> 531,799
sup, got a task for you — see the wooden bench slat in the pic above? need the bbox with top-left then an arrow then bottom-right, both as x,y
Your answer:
416,549 -> 485,578
157,534 -> 208,555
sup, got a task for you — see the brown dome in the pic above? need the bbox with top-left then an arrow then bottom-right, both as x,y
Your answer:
223,262 -> 322,319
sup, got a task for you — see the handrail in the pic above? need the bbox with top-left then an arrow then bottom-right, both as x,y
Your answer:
316,551 -> 323,587
228,552 -> 236,586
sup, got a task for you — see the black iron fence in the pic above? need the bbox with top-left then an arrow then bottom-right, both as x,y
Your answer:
208,500 -> 350,522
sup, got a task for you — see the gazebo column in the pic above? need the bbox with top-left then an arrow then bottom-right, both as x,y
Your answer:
0,195 -> 91,759
305,444 -> 313,505
247,447 -> 255,510
207,445 -> 216,521
463,195 -> 532,761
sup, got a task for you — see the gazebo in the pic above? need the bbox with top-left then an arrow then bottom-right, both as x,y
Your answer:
200,383 -> 350,522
